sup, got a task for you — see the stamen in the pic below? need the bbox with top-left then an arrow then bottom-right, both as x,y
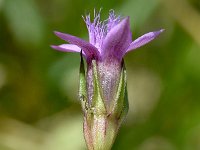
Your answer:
107,10 -> 121,32
83,9 -> 121,50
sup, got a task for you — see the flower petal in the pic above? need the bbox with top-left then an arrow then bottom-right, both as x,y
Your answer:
51,44 -> 86,56
54,31 -> 100,59
102,17 -> 132,60
126,29 -> 164,52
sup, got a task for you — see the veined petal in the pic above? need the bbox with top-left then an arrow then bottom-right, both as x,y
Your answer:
126,29 -> 164,52
51,44 -> 85,54
102,17 -> 132,60
54,31 -> 100,59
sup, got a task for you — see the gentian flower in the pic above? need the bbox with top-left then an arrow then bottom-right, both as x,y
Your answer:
51,10 -> 163,150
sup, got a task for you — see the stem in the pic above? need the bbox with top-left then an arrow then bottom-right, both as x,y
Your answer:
84,114 -> 118,150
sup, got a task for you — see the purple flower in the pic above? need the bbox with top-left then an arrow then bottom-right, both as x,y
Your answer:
51,10 -> 163,62
51,10 -> 163,150
51,9 -> 163,109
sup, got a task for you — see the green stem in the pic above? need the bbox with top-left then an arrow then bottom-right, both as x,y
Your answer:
84,114 -> 118,150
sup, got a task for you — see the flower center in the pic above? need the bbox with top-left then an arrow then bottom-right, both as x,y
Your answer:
83,10 -> 121,52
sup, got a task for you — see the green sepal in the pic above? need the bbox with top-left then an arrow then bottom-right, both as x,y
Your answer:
79,50 -> 87,112
111,60 -> 129,124
91,60 -> 106,115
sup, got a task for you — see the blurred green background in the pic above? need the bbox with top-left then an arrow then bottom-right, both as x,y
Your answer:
0,0 -> 200,149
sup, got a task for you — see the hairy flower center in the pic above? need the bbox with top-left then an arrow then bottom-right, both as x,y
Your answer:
83,10 -> 121,51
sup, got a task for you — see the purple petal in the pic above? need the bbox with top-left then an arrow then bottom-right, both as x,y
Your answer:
102,17 -> 132,60
51,44 -> 86,56
54,31 -> 100,59
126,29 -> 164,52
